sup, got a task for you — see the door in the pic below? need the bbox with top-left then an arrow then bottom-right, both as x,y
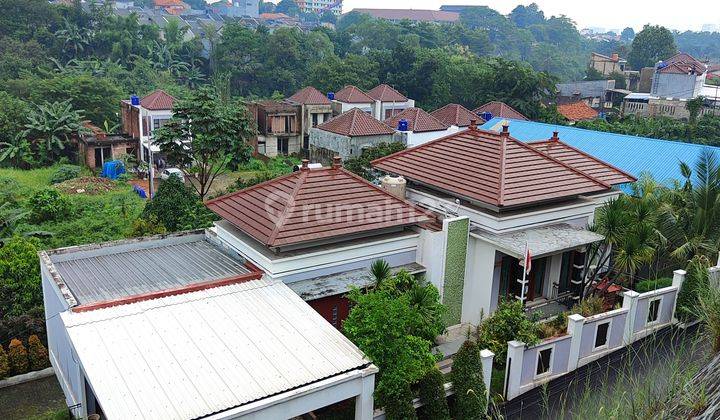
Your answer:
527,257 -> 547,301
558,251 -> 574,294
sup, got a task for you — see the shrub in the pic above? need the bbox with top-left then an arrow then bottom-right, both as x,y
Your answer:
233,171 -> 276,191
8,338 -> 28,375
635,277 -> 673,293
0,237 -> 42,318
697,282 -> 720,352
570,295 -> 607,317
27,187 -> 71,222
0,308 -> 46,346
28,334 -> 49,371
142,176 -> 216,232
0,176 -> 23,205
0,344 -> 8,379
129,215 -> 167,237
418,367 -> 450,420
450,340 -> 487,419
377,372 -> 417,420
539,312 -> 568,339
677,256 -> 711,322
476,299 -> 540,366
50,165 -> 81,184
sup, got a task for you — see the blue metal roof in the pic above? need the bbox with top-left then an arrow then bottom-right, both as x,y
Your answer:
481,117 -> 719,187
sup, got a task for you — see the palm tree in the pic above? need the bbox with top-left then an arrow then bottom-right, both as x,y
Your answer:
55,19 -> 90,59
23,101 -> 87,165
370,259 -> 392,288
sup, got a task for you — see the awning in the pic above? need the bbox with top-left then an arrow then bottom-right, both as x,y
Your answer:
471,223 -> 604,260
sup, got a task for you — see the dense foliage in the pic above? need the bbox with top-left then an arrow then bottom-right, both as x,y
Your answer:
0,237 -> 42,318
417,367 -> 450,420
635,277 -> 674,293
141,175 -> 216,232
575,115 -> 720,146
628,25 -> 677,69
677,256 -> 711,322
476,299 -> 540,366
450,340 -> 488,419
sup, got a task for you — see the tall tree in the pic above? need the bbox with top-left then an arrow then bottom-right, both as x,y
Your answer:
620,27 -> 635,42
509,3 -> 545,28
628,25 -> 677,69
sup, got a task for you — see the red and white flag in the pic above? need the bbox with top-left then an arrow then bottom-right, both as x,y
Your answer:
523,242 -> 532,275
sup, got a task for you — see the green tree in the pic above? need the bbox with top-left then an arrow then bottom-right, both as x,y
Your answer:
450,340 -> 487,419
0,237 -> 42,318
141,175 -> 215,232
509,3 -> 545,28
628,25 -> 677,69
55,19 -> 89,59
620,27 -> 635,42
418,367 -> 450,420
22,101 -> 86,165
153,87 -> 256,199
275,0 -> 300,16
476,299 -> 540,366
686,96 -> 705,125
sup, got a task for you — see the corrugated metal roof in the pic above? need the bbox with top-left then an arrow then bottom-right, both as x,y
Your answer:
62,279 -> 370,420
481,117 -> 720,187
52,237 -> 250,305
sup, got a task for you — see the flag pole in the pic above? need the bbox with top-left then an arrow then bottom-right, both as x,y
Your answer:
519,257 -> 527,303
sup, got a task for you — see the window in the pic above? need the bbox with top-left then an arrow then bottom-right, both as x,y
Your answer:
277,137 -> 289,155
312,112 -> 319,127
647,298 -> 661,324
153,118 -> 169,131
594,321 -> 610,349
331,305 -> 338,327
536,347 -> 553,377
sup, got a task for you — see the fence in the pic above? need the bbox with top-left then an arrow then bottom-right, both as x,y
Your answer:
504,269 -> 686,400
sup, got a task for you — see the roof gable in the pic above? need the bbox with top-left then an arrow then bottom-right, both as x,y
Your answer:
556,101 -> 598,122
205,164 -> 430,248
371,126 -> 610,208
430,103 -> 480,127
334,85 -> 375,104
140,89 -> 176,110
367,84 -> 408,102
288,86 -> 331,105
384,107 -> 449,132
316,108 -> 395,137
472,101 -> 528,121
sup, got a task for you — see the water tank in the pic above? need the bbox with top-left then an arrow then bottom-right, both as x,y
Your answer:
397,119 -> 409,131
656,61 -> 667,70
480,111 -> 493,121
327,92 -> 335,100
381,175 -> 406,200
130,95 -> 140,106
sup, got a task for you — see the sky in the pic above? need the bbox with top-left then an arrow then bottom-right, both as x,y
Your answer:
340,0 -> 720,32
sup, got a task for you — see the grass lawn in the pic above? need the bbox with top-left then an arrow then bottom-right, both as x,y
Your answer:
0,376 -> 67,420
0,167 -> 58,192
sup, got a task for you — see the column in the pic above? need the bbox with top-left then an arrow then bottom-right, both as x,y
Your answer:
505,340 -> 525,401
480,349 -> 494,405
354,366 -> 376,420
622,290 -> 640,345
567,314 -> 585,370
671,269 -> 686,323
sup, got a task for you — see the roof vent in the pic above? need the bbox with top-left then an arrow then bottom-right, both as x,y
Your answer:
327,92 -> 335,100
130,95 -> 140,106
501,124 -> 509,136
397,119 -> 409,131
469,119 -> 477,130
332,156 -> 342,169
551,131 -> 560,141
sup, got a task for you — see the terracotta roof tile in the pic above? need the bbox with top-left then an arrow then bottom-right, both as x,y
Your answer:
528,133 -> 636,186
334,85 -> 375,104
371,126 -> 610,208
472,101 -> 528,121
317,108 -> 395,137
367,84 -> 408,102
430,104 -> 480,127
556,101 -> 598,122
205,165 -> 430,248
384,107 -> 449,133
288,86 -> 331,105
140,90 -> 176,110
351,8 -> 459,23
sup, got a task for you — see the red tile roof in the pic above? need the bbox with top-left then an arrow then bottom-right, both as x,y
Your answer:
430,103 -> 480,127
351,8 -> 459,23
288,86 -> 331,105
528,133 -> 637,186
140,90 -> 176,111
556,101 -> 598,122
367,84 -> 408,102
384,107 -> 449,133
660,52 -> 707,75
472,101 -> 528,121
334,85 -> 375,104
205,162 -> 430,248
371,126 -> 610,208
316,108 -> 395,137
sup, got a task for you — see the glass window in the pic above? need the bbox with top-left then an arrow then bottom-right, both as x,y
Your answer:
536,348 -> 552,376
594,322 -> 610,348
647,298 -> 661,323
153,118 -> 169,131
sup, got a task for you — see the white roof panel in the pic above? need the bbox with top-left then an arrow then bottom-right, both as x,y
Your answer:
62,279 -> 370,420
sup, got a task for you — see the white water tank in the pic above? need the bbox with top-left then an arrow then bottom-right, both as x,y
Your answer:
381,175 -> 406,199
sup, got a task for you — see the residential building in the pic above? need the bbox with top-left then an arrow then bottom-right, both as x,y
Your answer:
76,122 -> 138,169
153,0 -> 189,15
42,231 -> 377,419
330,85 -> 377,117
651,52 -> 708,99
349,8 -> 459,24
472,101 -> 529,121
309,108 -> 396,161
621,92 -> 720,121
366,84 -> 415,119
556,79 -> 619,111
556,101 -> 599,123
296,0 -> 343,15
207,0 -> 259,18
287,86 -> 334,149
384,107 -> 455,147
259,12 -> 300,26
248,100 -> 303,157
430,103 -> 479,130
120,90 -> 176,162
590,52 -> 627,75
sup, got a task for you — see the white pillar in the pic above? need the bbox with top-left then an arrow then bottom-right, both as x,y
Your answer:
671,269 -> 686,323
354,366 -> 376,420
622,290 -> 640,345
566,314 -> 585,370
505,340 -> 525,401
480,349 -> 494,404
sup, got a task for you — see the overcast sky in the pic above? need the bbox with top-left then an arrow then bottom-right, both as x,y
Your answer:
341,0 -> 720,32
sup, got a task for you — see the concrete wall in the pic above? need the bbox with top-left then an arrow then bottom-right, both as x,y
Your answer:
557,80 -> 614,99
651,73 -> 704,99
258,134 -> 302,157
463,236 -> 497,324
309,128 -> 395,160
396,127 -> 458,148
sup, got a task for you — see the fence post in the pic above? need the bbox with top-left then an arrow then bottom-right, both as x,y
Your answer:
567,314 -> 585,370
622,290 -> 640,345
480,349 -> 494,405
504,341 -> 525,401
671,269 -> 686,324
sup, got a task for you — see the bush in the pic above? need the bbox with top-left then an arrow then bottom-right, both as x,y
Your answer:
635,277 -> 673,293
0,344 -> 8,379
476,299 -> 540,367
142,176 -> 216,232
570,295 -> 606,317
28,334 -> 49,370
418,367 -> 450,420
0,308 -> 46,346
450,340 -> 487,419
0,237 -> 42,318
27,187 -> 71,222
539,312 -> 568,339
344,142 -> 406,180
697,281 -> 720,352
378,373 -> 417,420
129,215 -> 167,237
0,176 -> 23,205
7,338 -> 28,376
50,165 -> 80,184
677,256 -> 711,322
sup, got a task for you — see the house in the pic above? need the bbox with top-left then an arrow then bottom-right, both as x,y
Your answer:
296,0 -> 343,15
384,107 -> 455,147
258,12 -> 300,26
41,231 -> 377,419
480,117 -> 720,188
207,0 -> 259,18
247,100 -> 303,157
371,123 -> 633,324
651,52 -> 708,99
206,158 -> 432,327
366,84 -> 415,119
349,8 -> 459,24
287,86 -> 334,149
556,79 -> 620,111
309,108 -> 396,161
76,122 -> 138,169
590,52 -> 627,75
472,101 -> 529,121
556,101 -> 599,123
153,0 -> 189,15
330,85 -> 377,117
120,90 -> 176,163
431,103 -> 483,130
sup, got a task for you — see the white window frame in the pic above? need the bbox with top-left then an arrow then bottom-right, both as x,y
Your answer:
592,319 -> 612,351
646,296 -> 663,326
534,345 -> 554,379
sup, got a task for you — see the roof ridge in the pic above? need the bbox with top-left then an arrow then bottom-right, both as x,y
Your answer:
349,108 -> 359,135
266,169 -> 309,245
498,135 -> 507,206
